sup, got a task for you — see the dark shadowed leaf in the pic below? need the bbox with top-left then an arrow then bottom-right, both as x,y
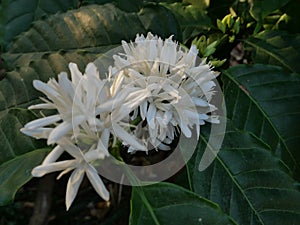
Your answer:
161,2 -> 211,43
0,109 -> 50,205
130,182 -> 237,225
188,123 -> 300,225
249,0 -> 290,22
0,0 -> 79,48
222,64 -> 300,178
0,148 -> 50,206
245,30 -> 300,73
1,3 -> 179,117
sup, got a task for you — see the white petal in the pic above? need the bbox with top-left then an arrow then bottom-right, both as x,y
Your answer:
47,122 -> 72,144
85,149 -> 105,161
28,103 -> 55,110
86,165 -> 109,201
66,168 -> 85,210
59,138 -> 84,160
192,97 -> 209,107
85,62 -> 98,78
58,72 -> 75,99
69,63 -> 82,86
20,127 -> 52,139
206,115 -> 220,124
31,160 -> 77,177
42,145 -> 64,165
33,80 -> 59,98
180,123 -> 192,138
185,45 -> 198,67
146,103 -> 156,129
113,123 -> 146,151
24,115 -> 61,129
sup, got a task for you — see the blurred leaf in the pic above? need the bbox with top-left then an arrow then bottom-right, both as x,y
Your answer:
281,0 -> 300,33
130,182 -> 237,225
138,4 -> 179,40
161,2 -> 211,43
183,0 -> 210,9
245,30 -> 300,73
207,0 -> 235,21
222,64 -> 300,178
0,0 -> 79,49
249,0 -> 290,22
189,124 -> 300,225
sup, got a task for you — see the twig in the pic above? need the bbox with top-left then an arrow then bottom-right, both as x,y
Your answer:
29,174 -> 55,225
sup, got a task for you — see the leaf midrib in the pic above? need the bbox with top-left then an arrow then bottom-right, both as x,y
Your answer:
199,134 -> 266,225
245,38 -> 294,72
223,70 -> 298,170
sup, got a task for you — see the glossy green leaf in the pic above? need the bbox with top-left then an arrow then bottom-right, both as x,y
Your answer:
245,30 -> 300,73
130,182 -> 237,225
222,64 -> 300,178
1,3 -> 179,116
0,148 -> 50,206
6,4 -> 178,54
0,0 -> 79,48
0,109 -> 45,164
249,0 -> 290,22
189,124 -> 300,225
161,2 -> 211,43
0,109 -> 49,205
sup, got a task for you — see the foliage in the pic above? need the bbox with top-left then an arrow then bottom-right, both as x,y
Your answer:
0,0 -> 299,224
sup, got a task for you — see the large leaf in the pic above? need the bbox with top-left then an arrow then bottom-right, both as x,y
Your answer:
245,30 -> 300,73
0,109 -> 49,205
130,182 -> 237,225
161,2 -> 211,43
249,0 -> 290,22
0,109 -> 45,164
1,3 -> 179,115
0,148 -> 50,206
222,64 -> 300,178
0,0 -> 79,48
6,3 -> 178,54
188,123 -> 300,225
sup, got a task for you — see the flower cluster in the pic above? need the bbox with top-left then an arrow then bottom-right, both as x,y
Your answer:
21,32 -> 219,210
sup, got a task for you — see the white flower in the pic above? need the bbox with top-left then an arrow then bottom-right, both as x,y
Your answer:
21,62 -> 107,144
21,61 -> 147,210
110,33 -> 219,152
32,138 -> 109,210
21,62 -> 145,151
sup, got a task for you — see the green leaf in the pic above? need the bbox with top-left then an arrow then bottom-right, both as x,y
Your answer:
183,0 -> 210,9
0,0 -> 79,49
0,109 -> 45,164
0,108 -> 49,205
1,3 -> 179,116
130,182 -> 237,225
222,64 -> 300,178
249,0 -> 290,22
6,4 -> 178,54
0,148 -> 50,206
206,0 -> 235,21
189,124 -> 300,225
161,2 -> 211,43
245,30 -> 300,73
